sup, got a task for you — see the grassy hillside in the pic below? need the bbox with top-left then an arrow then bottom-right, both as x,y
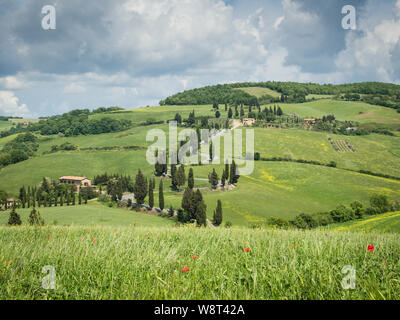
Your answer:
163,162 -> 400,225
0,99 -> 399,227
1,225 -> 399,299
0,121 -> 12,132
276,100 -> 400,125
252,128 -> 400,177
328,211 -> 400,233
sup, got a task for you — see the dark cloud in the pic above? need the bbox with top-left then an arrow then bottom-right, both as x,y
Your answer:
277,0 -> 368,73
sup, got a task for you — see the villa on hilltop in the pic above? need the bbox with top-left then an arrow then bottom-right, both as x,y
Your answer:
59,176 -> 92,192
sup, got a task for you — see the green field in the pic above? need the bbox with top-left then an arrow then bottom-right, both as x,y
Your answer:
234,87 -> 281,98
272,100 -> 400,125
0,121 -> 12,132
1,225 -> 399,299
328,211 -> 400,234
0,202 -> 174,227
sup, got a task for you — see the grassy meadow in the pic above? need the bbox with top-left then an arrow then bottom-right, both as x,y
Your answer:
0,225 -> 399,300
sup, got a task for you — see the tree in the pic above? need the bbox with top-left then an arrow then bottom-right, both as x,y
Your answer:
78,193 -> 82,205
229,160 -> 240,184
171,164 -> 178,190
133,170 -> 148,205
148,182 -> 154,208
8,207 -> 22,226
159,180 -> 164,210
277,106 -> 283,116
168,206 -> 174,217
228,108 -> 233,119
41,177 -> 50,193
177,165 -> 186,189
209,141 -> 213,161
209,169 -> 219,189
350,201 -> 364,219
28,208 -> 44,226
225,163 -> 230,182
174,113 -> 182,124
215,110 -> 221,118
221,170 -> 226,187
182,188 -> 194,217
213,200 -> 223,226
195,197 -> 207,227
370,194 -> 390,213
188,168 -> 194,189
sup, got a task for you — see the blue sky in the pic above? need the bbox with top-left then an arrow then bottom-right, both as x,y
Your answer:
0,0 -> 400,117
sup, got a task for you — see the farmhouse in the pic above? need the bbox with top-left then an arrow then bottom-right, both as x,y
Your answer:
1,198 -> 17,210
242,118 -> 255,126
303,118 -> 318,124
59,176 -> 92,192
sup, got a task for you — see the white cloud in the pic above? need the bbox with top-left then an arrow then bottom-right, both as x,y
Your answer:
0,91 -> 29,116
0,76 -> 27,90
63,83 -> 86,94
335,1 -> 400,83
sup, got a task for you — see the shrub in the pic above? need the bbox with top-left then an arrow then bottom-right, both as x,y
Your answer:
28,208 -> 45,226
8,208 -> 22,226
225,221 -> 232,228
370,194 -> 390,213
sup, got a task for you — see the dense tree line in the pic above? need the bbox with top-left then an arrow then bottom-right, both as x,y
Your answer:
0,133 -> 38,167
29,109 -> 131,136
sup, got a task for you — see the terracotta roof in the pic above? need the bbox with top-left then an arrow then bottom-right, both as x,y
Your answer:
59,176 -> 89,181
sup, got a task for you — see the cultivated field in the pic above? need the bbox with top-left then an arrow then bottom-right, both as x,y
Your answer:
1,225 -> 399,300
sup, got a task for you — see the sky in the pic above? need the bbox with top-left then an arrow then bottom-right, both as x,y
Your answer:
1,0 -> 400,117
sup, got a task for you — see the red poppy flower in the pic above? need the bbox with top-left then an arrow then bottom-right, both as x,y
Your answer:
367,245 -> 374,252
47,235 -> 50,239
293,245 -> 296,248
182,267 -> 190,272
324,233 -> 328,237
116,233 -> 119,237
243,248 -> 250,252
192,255 -> 199,259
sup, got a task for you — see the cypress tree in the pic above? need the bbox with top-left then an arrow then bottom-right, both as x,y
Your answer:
149,182 -> 154,208
213,200 -> 223,226
228,108 -> 233,119
210,169 -> 219,189
195,200 -> 207,227
133,169 -> 148,205
78,193 -> 82,205
221,170 -> 226,187
209,141 -> 213,161
159,180 -> 164,210
84,194 -> 88,205
182,188 -> 194,216
171,164 -> 178,190
71,191 -> 76,205
177,165 -> 186,189
188,168 -> 194,189
60,195 -> 63,207
229,160 -> 240,184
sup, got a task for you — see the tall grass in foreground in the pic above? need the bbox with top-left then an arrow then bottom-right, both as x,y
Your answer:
0,225 -> 399,300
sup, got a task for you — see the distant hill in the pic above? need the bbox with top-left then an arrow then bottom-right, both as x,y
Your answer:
160,81 -> 400,110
